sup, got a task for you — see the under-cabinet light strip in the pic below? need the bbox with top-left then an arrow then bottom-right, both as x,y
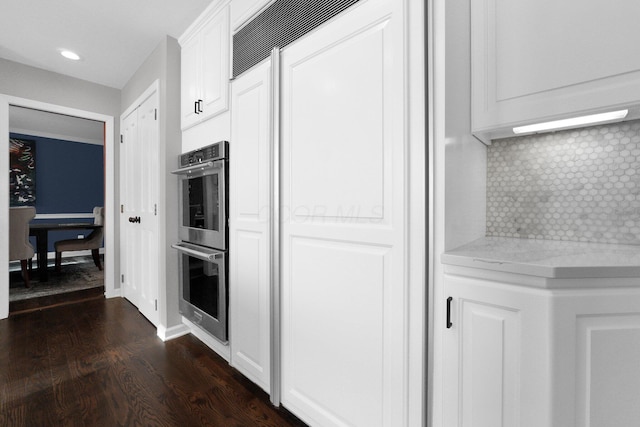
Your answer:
513,109 -> 629,135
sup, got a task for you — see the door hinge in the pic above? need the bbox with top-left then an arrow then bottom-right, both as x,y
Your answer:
154,109 -> 157,120
121,274 -> 124,283
120,134 -> 123,143
120,204 -> 124,213
155,299 -> 158,311
154,203 -> 157,216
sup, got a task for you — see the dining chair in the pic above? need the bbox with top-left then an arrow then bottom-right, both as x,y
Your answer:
54,206 -> 105,272
9,206 -> 36,287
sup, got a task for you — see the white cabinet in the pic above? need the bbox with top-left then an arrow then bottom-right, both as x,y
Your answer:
279,0 -> 409,425
552,289 -> 640,427
444,265 -> 640,427
443,271 -> 551,427
472,0 -> 640,142
180,4 -> 230,131
230,0 -> 272,31
229,59 -> 272,393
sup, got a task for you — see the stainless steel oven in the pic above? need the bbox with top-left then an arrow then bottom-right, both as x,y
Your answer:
171,141 -> 229,342
172,141 -> 228,250
171,241 -> 227,342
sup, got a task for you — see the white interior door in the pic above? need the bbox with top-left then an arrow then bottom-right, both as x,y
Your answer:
120,90 -> 159,326
279,1 -> 407,426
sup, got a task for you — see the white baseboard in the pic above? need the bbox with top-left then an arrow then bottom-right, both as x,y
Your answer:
181,316 -> 230,361
105,288 -> 121,299
157,323 -> 190,342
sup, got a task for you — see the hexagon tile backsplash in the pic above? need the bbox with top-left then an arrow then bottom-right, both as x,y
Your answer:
487,119 -> 640,245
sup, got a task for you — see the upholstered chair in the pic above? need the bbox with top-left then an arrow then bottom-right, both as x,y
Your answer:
54,206 -> 104,272
9,206 -> 36,287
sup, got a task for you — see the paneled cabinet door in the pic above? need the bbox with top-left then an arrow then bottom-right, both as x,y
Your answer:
229,59 -> 272,393
471,0 -> 640,142
180,5 -> 230,130
552,289 -> 640,427
279,0 -> 408,425
443,273 -> 551,427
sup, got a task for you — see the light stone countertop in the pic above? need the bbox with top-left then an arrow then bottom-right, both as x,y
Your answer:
442,237 -> 640,279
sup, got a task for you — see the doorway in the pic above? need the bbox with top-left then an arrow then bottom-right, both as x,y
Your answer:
8,106 -> 106,312
1,95 -> 116,319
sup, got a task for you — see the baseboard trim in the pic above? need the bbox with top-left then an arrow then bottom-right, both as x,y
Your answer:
157,323 -> 190,342
105,288 -> 121,299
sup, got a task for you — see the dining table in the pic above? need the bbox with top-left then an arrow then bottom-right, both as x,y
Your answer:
29,222 -> 103,282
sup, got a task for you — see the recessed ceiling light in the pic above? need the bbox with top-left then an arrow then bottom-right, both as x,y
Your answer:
60,50 -> 81,61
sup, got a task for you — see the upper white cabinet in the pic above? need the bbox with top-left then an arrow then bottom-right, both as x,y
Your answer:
180,3 -> 230,131
472,0 -> 640,142
230,0 -> 272,31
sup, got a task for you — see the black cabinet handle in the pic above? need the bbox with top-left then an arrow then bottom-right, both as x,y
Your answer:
194,101 -> 199,114
197,99 -> 203,113
446,297 -> 453,328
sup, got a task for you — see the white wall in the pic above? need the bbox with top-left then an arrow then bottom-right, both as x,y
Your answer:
121,36 -> 184,332
0,59 -> 121,319
0,58 -> 121,117
432,0 -> 487,425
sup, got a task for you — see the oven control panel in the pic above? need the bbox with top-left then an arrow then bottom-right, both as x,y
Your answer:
180,141 -> 228,167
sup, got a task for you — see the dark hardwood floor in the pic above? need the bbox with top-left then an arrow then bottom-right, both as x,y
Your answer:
0,297 -> 307,427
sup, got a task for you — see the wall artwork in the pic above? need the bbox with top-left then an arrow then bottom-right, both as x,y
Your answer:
9,138 -> 36,206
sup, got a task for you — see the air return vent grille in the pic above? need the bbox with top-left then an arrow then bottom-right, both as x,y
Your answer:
233,0 -> 360,78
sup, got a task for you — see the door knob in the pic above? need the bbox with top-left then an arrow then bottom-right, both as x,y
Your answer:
128,216 -> 141,223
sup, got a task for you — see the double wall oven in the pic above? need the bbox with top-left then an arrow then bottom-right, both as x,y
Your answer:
171,141 -> 228,342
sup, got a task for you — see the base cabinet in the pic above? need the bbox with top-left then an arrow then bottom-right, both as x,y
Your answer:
444,267 -> 640,427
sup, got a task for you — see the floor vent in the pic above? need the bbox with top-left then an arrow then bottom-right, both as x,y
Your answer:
233,0 -> 361,78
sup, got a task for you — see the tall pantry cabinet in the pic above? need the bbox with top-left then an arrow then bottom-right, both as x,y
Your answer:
229,59 -> 273,393
181,0 -> 426,426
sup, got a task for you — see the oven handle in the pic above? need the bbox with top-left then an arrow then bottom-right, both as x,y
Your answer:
171,243 -> 222,262
170,161 -> 220,175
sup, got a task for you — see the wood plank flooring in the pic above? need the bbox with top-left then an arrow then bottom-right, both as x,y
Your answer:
0,297 -> 307,427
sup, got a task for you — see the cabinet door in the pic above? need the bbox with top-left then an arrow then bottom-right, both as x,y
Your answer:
229,59 -> 272,393
552,289 -> 640,427
280,0 -> 407,425
443,272 -> 553,427
472,0 -> 640,141
200,5 -> 230,121
444,274 -> 522,427
180,34 -> 201,130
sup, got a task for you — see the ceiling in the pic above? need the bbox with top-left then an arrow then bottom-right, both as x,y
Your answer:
0,0 -> 214,89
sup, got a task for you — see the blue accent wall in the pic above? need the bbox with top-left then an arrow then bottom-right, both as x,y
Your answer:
11,133 -> 104,252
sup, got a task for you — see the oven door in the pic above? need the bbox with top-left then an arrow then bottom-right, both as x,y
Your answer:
172,241 -> 228,343
173,159 -> 227,249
